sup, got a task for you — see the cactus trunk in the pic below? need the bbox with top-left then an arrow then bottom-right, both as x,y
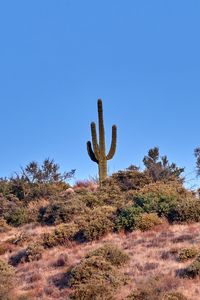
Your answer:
87,99 -> 117,185
98,159 -> 107,183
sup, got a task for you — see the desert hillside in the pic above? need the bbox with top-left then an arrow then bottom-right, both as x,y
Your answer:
1,151 -> 200,300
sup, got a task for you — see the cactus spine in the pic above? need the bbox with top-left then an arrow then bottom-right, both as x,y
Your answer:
87,99 -> 117,184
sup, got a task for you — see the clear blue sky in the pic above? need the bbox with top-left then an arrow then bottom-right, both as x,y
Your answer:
0,1 -> 200,187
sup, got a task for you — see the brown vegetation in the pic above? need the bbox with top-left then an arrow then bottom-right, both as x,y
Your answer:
1,152 -> 200,299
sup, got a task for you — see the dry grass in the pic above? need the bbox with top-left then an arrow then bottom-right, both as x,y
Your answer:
1,222 -> 200,299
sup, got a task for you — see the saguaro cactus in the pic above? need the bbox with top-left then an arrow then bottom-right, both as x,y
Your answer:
87,99 -> 117,184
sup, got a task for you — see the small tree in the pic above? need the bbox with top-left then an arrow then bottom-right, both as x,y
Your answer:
194,148 -> 200,177
3,159 -> 75,200
143,147 -> 184,182
20,158 -> 75,184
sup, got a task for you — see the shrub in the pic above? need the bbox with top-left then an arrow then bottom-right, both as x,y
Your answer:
9,250 -> 26,266
42,223 -> 78,248
75,206 -> 116,242
54,253 -> 68,267
167,197 -> 200,223
0,259 -> 15,299
163,292 -> 188,300
0,194 -> 21,221
39,197 -> 87,225
126,276 -> 185,300
132,182 -> 200,224
86,244 -> 130,266
0,242 -> 11,255
27,182 -> 71,200
25,243 -> 43,262
69,256 -> 124,300
5,207 -> 30,227
68,244 -> 129,299
0,179 -> 11,197
26,199 -> 49,223
69,256 -> 122,287
9,243 -> 43,266
133,182 -> 186,216
77,191 -> 102,208
181,255 -> 200,278
70,280 -> 115,300
11,231 -> 32,246
96,182 -> 125,208
108,169 -> 151,192
161,248 -> 179,260
9,159 -> 75,200
0,218 -> 10,233
136,213 -> 163,231
178,247 -> 199,262
172,234 -> 194,243
115,206 -> 143,232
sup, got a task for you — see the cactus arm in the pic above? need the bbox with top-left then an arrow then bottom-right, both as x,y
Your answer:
106,125 -> 117,160
87,141 -> 99,164
91,122 -> 100,160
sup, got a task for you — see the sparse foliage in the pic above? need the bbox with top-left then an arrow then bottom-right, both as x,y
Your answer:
0,159 -> 75,201
194,147 -> 200,177
143,147 -> 184,183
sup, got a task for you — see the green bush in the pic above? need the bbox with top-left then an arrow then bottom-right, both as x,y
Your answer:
5,207 -> 30,227
136,213 -> 163,231
70,280 -> 115,300
39,197 -> 87,225
69,244 -> 129,299
43,206 -> 116,246
115,206 -> 143,232
1,195 -> 21,222
86,244 -> 130,266
132,182 -> 200,224
167,198 -> 200,223
69,257 -> 123,299
69,256 -> 121,287
42,223 -> 78,248
0,180 -> 11,197
75,190 -> 102,208
75,206 -> 116,242
178,247 -> 199,262
25,182 -> 70,200
133,182 -> 182,216
9,243 -> 43,266
0,259 -> 15,300
96,182 -> 125,208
